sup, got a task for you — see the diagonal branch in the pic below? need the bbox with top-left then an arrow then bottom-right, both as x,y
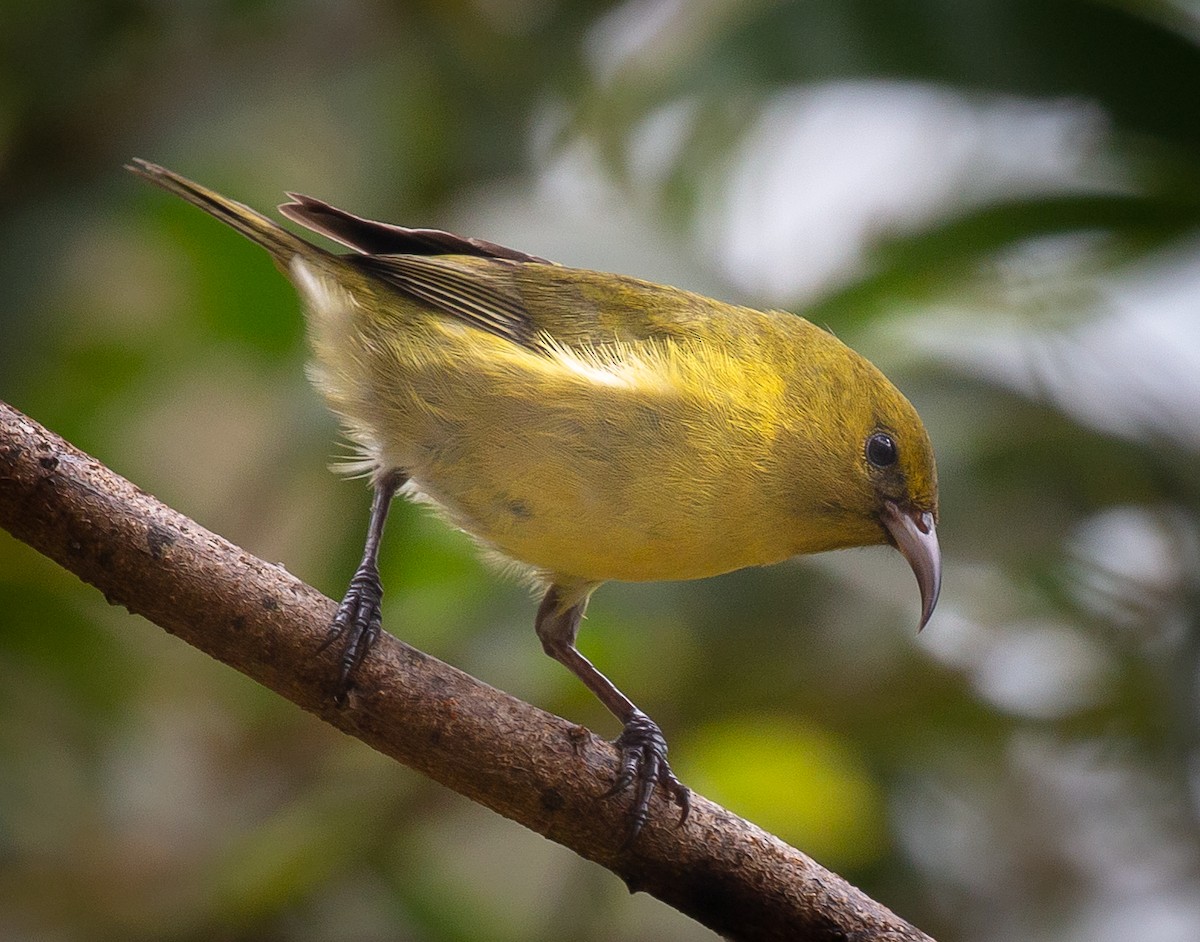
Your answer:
0,399 -> 934,942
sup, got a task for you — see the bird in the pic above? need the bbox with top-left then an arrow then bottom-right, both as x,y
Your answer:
127,158 -> 940,841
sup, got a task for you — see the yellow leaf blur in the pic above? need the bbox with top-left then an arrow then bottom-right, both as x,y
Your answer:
680,716 -> 886,869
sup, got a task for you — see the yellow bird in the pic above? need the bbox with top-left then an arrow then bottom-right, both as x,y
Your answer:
128,159 -> 940,839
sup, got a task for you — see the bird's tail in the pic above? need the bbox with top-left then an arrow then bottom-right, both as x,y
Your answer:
126,158 -> 319,268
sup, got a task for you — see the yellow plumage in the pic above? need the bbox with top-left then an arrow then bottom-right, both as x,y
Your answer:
295,255 -> 933,588
128,159 -> 941,839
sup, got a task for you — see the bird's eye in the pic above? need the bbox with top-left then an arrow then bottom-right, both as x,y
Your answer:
866,432 -> 898,468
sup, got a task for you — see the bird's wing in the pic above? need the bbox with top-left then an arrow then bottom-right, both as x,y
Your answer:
280,194 -> 761,351
353,252 -> 757,352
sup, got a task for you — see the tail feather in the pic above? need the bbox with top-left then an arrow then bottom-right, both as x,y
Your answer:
126,159 -> 319,267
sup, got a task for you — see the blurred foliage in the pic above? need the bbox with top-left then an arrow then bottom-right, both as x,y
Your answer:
3,1 -> 1200,940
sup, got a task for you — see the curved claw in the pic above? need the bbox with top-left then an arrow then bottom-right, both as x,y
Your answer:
604,712 -> 691,845
320,564 -> 384,703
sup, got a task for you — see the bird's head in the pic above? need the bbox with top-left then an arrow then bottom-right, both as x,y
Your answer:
783,332 -> 941,630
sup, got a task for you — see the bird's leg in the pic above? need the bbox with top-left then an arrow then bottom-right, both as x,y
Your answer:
535,584 -> 690,842
320,468 -> 407,702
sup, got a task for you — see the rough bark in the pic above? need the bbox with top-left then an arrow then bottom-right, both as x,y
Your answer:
0,399 -> 934,942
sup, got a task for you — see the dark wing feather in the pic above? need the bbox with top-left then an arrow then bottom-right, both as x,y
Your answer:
279,194 -> 552,263
352,254 -> 537,347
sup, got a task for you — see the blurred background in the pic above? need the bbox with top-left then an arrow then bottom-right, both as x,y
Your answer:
3,1 -> 1200,939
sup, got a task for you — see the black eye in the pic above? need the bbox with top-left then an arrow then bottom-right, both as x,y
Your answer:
866,432 -> 898,468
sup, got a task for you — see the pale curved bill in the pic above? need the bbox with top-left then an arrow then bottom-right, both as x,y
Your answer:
880,502 -> 942,631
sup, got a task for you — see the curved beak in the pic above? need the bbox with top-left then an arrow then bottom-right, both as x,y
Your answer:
880,502 -> 941,631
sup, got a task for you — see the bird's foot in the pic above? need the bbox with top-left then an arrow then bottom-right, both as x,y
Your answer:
603,711 -> 690,844
319,562 -> 384,703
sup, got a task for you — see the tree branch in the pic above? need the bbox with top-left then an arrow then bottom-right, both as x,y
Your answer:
0,399 -> 934,942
